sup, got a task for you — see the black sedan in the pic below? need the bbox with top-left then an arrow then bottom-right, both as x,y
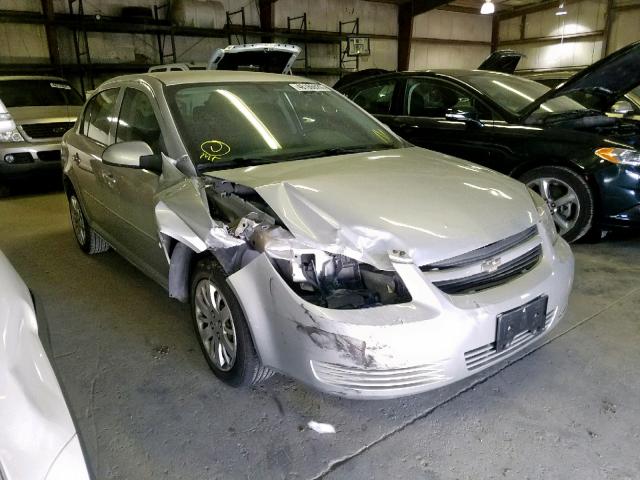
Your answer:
337,42 -> 640,242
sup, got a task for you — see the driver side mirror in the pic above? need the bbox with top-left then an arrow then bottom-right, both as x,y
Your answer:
445,107 -> 483,128
102,141 -> 162,174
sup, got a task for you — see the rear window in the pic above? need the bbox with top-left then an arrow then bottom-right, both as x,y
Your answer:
0,79 -> 84,108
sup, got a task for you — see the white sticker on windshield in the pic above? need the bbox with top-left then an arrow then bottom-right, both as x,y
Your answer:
289,83 -> 331,92
50,82 -> 72,90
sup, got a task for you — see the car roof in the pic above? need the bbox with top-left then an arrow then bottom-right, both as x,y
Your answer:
101,70 -> 315,88
344,69 -> 523,84
522,70 -> 576,80
0,75 -> 70,82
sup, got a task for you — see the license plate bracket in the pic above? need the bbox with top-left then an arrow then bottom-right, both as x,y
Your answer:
496,295 -> 548,353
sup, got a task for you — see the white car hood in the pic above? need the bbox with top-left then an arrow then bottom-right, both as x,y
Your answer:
0,251 -> 90,480
206,147 -> 538,269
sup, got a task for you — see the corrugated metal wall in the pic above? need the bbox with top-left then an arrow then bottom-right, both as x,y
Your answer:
498,0 -> 640,71
410,10 -> 492,69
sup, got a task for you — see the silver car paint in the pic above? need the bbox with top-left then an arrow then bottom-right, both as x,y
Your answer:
0,250 -> 90,479
62,72 -> 574,399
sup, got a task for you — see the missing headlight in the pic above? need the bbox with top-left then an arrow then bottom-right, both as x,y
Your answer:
280,252 -> 411,310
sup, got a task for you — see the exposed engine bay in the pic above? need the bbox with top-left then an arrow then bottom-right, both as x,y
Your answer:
203,177 -> 411,310
530,112 -> 640,147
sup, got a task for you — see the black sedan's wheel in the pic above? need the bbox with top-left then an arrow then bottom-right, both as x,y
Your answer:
519,166 -> 595,243
67,192 -> 109,254
190,258 -> 273,387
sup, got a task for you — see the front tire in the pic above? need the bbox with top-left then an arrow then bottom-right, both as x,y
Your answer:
190,257 -> 273,387
67,192 -> 109,254
519,166 -> 595,243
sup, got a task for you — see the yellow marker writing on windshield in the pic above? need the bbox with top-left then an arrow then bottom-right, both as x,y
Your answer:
200,140 -> 231,162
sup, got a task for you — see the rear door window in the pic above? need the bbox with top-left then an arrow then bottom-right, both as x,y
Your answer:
83,88 -> 119,145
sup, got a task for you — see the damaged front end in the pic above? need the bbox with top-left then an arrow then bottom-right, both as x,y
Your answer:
201,177 -> 412,310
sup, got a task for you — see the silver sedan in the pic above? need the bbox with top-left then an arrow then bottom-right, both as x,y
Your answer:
61,71 -> 574,399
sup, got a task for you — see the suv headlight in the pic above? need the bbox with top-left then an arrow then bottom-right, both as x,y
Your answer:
0,128 -> 24,143
595,147 -> 640,167
529,188 -> 559,244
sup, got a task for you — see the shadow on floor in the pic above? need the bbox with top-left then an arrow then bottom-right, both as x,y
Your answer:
0,173 -> 64,198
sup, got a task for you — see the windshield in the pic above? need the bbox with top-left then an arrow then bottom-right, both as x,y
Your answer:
165,82 -> 404,170
0,79 -> 84,108
460,72 -> 586,117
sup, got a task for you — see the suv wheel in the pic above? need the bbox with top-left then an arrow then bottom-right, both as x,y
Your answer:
519,166 -> 595,243
190,257 -> 273,386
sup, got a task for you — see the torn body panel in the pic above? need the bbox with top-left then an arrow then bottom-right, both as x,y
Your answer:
227,237 -> 573,399
151,148 -> 573,398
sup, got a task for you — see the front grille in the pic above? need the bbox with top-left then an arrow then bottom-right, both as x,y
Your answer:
37,150 -> 61,162
433,244 -> 542,295
21,122 -> 74,139
464,308 -> 556,371
422,225 -> 538,271
311,361 -> 449,391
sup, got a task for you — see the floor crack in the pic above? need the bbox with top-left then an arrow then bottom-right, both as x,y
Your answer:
307,286 -> 640,480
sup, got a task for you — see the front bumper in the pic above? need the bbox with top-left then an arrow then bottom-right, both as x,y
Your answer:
228,231 -> 574,399
0,141 -> 63,179
596,163 -> 640,228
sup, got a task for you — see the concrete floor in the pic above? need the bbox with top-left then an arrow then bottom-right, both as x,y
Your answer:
1,183 -> 639,480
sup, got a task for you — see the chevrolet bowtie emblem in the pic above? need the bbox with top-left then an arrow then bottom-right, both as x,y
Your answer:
481,257 -> 502,273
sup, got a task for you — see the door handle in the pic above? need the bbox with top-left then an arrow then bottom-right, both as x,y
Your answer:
396,123 -> 419,133
72,153 -> 80,164
102,171 -> 117,187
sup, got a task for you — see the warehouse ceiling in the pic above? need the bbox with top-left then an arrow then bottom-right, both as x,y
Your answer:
366,0 -> 551,14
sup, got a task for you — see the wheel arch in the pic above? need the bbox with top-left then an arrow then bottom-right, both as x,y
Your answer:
509,159 -> 603,220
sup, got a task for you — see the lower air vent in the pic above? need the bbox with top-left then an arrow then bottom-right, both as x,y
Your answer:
464,308 -> 556,371
37,150 -> 61,162
310,361 -> 449,391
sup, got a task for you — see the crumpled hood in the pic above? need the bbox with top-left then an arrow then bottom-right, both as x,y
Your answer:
206,147 -> 538,269
8,105 -> 80,124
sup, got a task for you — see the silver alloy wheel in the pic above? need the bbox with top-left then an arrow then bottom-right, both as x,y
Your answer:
194,279 -> 237,372
69,195 -> 87,246
527,177 -> 580,236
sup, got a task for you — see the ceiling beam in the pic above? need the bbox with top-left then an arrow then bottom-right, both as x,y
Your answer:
437,5 -> 480,14
499,30 -> 603,46
406,0 -> 454,17
498,0 -> 563,20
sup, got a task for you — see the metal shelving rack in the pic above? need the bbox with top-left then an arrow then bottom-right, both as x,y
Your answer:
0,7 -> 377,83
339,19 -> 360,75
287,13 -> 309,72
154,2 -> 177,66
226,7 -> 248,45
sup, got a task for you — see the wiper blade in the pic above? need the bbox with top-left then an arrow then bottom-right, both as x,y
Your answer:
284,144 -> 395,161
542,109 -> 603,123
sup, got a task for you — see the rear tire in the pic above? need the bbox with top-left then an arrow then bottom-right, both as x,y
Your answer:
67,191 -> 110,254
519,166 -> 595,243
190,257 -> 273,387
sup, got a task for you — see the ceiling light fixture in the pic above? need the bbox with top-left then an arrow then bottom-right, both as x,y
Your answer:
556,1 -> 567,15
480,0 -> 495,14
